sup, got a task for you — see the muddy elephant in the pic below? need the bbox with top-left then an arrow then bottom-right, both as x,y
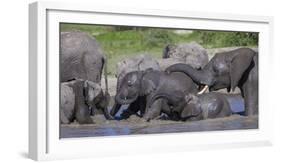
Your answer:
60,31 -> 108,89
110,54 -> 161,118
163,42 -> 209,69
113,69 -> 198,121
148,91 -> 232,121
60,79 -> 93,124
166,48 -> 258,115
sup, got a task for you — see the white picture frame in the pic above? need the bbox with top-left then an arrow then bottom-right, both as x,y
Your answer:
29,1 -> 274,161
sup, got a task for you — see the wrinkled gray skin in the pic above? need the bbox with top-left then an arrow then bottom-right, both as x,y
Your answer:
60,83 -> 75,124
115,54 -> 161,89
113,70 -> 198,121
60,79 -> 93,124
157,58 -> 185,71
61,32 -> 112,119
60,31 -> 108,87
110,55 -> 161,118
163,42 -> 209,69
60,79 -> 111,124
166,48 -> 258,116
148,91 -> 232,121
84,81 -> 112,119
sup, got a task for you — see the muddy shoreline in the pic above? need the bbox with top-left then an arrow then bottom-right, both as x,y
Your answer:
60,114 -> 258,138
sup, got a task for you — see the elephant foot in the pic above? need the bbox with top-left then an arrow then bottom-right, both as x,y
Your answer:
244,106 -> 258,116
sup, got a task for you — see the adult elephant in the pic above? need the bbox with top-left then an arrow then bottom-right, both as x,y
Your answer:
113,69 -> 198,121
166,48 -> 258,116
61,32 -> 112,119
162,42 -> 209,70
60,31 -> 108,88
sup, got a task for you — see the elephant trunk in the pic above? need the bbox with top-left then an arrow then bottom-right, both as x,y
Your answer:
115,93 -> 138,105
102,92 -> 114,120
110,103 -> 121,117
165,63 -> 214,86
103,106 -> 114,120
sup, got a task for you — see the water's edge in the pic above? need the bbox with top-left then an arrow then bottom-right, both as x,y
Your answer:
60,115 -> 258,138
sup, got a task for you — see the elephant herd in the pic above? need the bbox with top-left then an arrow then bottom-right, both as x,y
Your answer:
60,31 -> 258,124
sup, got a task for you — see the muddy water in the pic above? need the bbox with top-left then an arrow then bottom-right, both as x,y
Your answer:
60,95 -> 257,138
60,114 -> 258,138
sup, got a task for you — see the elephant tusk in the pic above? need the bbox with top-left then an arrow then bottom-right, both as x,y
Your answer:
197,85 -> 208,95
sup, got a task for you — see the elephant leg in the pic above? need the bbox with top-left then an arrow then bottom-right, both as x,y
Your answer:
110,103 -> 122,116
143,99 -> 162,121
242,85 -> 258,116
241,73 -> 258,116
60,109 -> 70,124
160,99 -> 171,115
241,56 -> 258,116
75,105 -> 93,124
100,92 -> 114,120
71,80 -> 93,124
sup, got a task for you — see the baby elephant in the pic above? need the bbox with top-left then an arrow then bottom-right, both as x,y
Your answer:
148,92 -> 232,121
60,79 -> 111,124
60,79 -> 93,124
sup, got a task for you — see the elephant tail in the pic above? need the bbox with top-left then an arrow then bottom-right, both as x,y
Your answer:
101,56 -> 115,120
102,56 -> 108,95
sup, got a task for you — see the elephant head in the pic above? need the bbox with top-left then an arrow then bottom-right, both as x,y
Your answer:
115,70 -> 157,105
83,80 -> 102,107
83,80 -> 112,119
166,48 -> 256,92
181,94 -> 202,119
115,71 -> 142,105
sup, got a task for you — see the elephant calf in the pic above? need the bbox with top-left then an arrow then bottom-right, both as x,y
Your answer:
148,92 -> 232,121
60,79 -> 93,124
60,79 -> 112,124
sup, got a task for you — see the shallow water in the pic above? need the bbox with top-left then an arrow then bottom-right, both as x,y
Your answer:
227,94 -> 245,113
60,95 -> 256,138
60,115 -> 258,138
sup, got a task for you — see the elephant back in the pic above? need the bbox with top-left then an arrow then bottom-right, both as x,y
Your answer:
60,32 -> 105,83
116,54 -> 161,90
163,42 -> 209,69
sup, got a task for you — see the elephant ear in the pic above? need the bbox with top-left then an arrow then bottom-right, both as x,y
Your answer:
84,80 -> 102,101
229,50 -> 255,91
141,78 -> 157,95
181,94 -> 201,118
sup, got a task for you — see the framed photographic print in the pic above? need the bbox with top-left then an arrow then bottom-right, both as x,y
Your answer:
29,1 -> 274,161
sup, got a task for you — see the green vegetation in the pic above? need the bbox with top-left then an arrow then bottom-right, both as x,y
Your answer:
61,23 -> 258,76
195,31 -> 258,48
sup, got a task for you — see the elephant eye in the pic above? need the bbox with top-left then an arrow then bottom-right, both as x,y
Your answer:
128,80 -> 133,86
